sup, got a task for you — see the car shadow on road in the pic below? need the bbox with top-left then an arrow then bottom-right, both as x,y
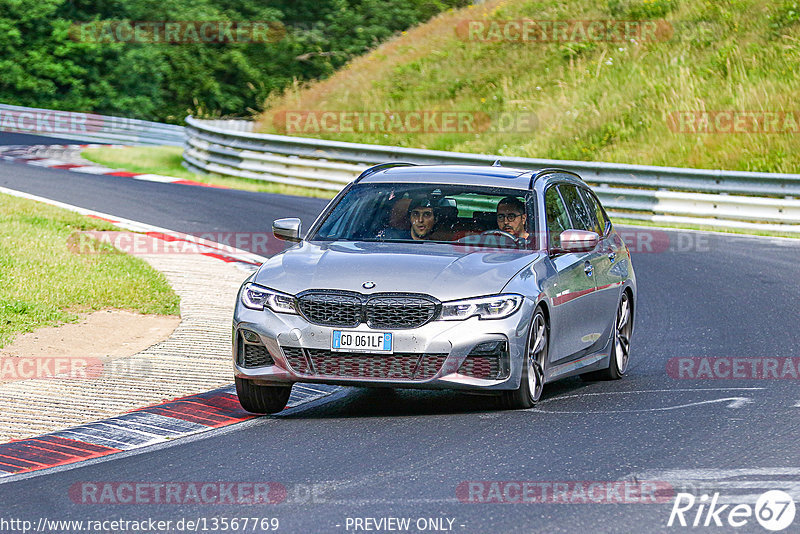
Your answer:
275,377 -> 595,419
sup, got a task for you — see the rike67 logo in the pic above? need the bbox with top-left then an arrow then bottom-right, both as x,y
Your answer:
668,491 -> 796,531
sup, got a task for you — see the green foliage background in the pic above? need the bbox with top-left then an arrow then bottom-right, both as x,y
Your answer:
0,0 -> 468,122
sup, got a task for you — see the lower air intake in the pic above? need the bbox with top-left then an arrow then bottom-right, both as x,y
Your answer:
241,343 -> 274,368
282,347 -> 448,380
458,341 -> 508,380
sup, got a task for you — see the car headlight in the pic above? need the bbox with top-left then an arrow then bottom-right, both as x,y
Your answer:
241,283 -> 297,314
439,294 -> 523,321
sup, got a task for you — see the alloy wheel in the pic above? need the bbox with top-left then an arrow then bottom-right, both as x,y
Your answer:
614,293 -> 632,374
527,312 -> 547,401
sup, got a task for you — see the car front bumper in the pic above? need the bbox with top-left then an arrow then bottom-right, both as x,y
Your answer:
232,299 -> 536,392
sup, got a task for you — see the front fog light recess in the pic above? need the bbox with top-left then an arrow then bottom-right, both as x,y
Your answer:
241,329 -> 260,343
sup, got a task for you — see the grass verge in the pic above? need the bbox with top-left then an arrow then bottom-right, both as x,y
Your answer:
81,146 -> 337,199
0,193 -> 181,348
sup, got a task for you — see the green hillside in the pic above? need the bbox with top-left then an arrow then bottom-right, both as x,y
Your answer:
257,0 -> 800,173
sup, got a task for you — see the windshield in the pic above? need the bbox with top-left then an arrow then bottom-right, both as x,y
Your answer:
309,183 -> 537,249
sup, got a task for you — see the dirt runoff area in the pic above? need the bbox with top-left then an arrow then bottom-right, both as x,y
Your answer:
0,247 -> 251,443
0,309 -> 179,364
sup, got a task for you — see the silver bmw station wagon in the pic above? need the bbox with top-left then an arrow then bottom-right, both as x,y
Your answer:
232,164 -> 636,413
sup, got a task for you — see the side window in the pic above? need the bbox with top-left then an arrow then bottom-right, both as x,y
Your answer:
544,186 -> 571,249
578,188 -> 606,236
558,184 -> 594,232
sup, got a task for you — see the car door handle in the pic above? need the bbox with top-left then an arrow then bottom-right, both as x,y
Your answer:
584,261 -> 593,277
608,252 -> 616,263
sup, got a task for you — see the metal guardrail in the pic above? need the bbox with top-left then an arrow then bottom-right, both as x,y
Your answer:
0,103 -> 185,146
1,103 -> 796,233
184,117 -> 800,234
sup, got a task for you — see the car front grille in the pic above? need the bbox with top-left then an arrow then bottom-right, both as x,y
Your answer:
365,296 -> 437,329
297,293 -> 362,327
296,291 -> 439,329
281,347 -> 447,380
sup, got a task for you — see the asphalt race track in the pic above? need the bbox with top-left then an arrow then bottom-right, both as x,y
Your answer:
0,132 -> 92,147
1,134 -> 799,533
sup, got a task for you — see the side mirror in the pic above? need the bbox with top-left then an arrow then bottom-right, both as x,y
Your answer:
556,229 -> 599,253
273,218 -> 302,242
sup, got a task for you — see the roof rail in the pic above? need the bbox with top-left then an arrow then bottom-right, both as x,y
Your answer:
354,162 -> 418,183
528,167 -> 583,189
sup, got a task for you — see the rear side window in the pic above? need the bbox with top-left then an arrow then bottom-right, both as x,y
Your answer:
579,188 -> 609,236
558,184 -> 595,232
544,186 -> 570,248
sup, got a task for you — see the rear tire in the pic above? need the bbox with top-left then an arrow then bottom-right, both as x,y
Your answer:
501,308 -> 547,409
235,377 -> 292,414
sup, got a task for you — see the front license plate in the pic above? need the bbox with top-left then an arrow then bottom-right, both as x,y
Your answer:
332,330 -> 393,353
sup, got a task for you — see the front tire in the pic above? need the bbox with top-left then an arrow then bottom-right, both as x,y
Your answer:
582,291 -> 632,381
501,308 -> 547,409
235,377 -> 292,414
